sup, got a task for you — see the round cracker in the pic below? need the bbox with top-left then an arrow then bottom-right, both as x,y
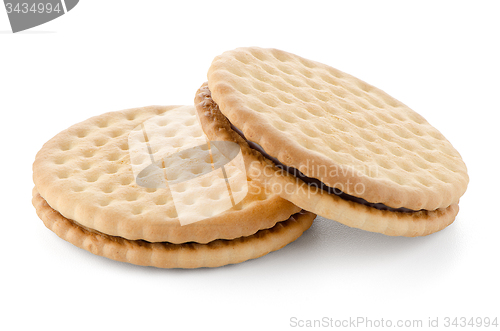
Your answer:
205,47 -> 468,211
195,84 -> 459,237
32,188 -> 315,269
33,105 -> 300,243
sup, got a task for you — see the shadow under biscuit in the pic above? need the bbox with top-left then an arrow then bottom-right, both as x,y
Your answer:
278,216 -> 463,276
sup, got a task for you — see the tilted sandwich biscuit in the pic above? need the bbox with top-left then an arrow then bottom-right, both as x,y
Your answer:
32,105 -> 314,268
195,47 -> 468,236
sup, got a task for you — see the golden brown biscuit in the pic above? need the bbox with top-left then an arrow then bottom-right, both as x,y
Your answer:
32,105 -> 313,268
195,47 -> 468,236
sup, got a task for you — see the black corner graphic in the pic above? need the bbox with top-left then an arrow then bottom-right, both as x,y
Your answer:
3,0 -> 79,33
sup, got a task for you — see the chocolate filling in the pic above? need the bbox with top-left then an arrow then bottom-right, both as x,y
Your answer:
229,123 -> 419,213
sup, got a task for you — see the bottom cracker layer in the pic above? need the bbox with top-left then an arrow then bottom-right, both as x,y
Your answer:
32,188 -> 315,269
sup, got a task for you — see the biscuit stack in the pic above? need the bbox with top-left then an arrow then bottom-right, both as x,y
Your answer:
33,47 -> 468,268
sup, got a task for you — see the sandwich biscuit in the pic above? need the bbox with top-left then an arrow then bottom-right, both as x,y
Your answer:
33,105 -> 313,268
195,47 -> 468,236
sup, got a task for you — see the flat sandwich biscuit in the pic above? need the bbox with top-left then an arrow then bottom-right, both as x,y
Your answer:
195,47 -> 468,236
33,105 -> 313,268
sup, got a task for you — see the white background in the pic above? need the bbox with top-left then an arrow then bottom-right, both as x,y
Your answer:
1,1 -> 499,330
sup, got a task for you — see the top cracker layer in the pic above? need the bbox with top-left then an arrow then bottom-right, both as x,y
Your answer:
32,105 -> 300,243
207,47 -> 468,211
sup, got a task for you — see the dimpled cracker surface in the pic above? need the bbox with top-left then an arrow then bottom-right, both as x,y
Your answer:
196,85 -> 459,237
33,105 -> 300,243
32,188 -> 315,269
207,47 -> 468,211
